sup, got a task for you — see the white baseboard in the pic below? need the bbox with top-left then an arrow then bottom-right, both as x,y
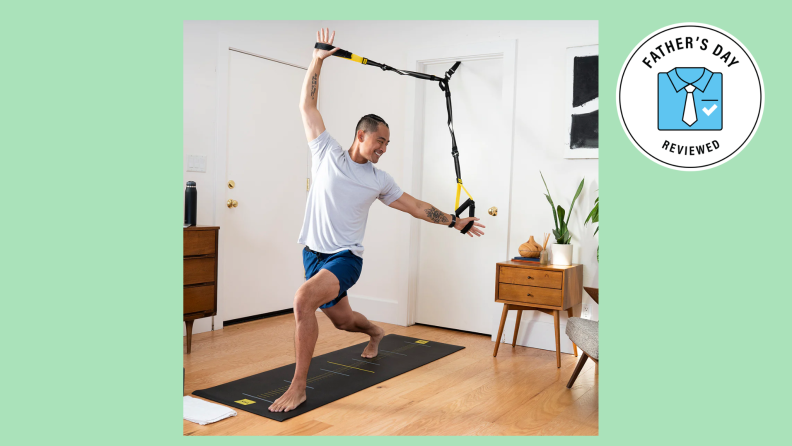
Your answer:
183,294 -> 403,339
492,317 -> 576,354
347,294 -> 404,326
183,317 -> 216,337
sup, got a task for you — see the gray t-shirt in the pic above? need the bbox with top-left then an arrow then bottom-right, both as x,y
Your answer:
297,130 -> 403,258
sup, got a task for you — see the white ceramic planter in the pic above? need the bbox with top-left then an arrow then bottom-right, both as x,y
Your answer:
551,244 -> 573,266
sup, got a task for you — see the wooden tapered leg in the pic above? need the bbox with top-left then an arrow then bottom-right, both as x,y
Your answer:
185,319 -> 194,354
493,304 -> 509,357
567,307 -> 578,357
553,310 -> 561,368
566,352 -> 589,388
512,309 -> 523,347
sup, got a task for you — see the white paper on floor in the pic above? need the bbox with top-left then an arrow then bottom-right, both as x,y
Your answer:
183,396 -> 237,425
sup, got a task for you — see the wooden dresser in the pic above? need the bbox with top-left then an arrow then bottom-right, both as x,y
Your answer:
184,225 -> 219,353
493,261 -> 583,367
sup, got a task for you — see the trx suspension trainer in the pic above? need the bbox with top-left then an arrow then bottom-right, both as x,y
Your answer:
315,43 -> 476,235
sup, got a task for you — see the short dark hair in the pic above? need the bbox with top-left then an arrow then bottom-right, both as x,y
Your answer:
354,114 -> 389,140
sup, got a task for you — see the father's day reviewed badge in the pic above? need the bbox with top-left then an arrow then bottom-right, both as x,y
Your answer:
617,23 -> 763,170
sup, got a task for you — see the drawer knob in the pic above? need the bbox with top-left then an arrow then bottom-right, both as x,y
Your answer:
526,293 -> 533,297
526,276 -> 534,280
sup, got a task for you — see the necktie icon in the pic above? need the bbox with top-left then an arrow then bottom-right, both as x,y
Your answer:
682,84 -> 697,126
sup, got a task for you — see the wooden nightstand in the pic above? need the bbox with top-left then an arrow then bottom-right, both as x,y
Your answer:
184,225 -> 219,353
493,261 -> 583,367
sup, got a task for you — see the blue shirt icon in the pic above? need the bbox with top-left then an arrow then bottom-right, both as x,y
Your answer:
658,68 -> 722,130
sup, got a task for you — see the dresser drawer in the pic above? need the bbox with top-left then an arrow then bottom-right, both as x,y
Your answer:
184,230 -> 216,256
498,283 -> 562,307
184,284 -> 215,315
499,267 -> 563,289
184,256 -> 216,285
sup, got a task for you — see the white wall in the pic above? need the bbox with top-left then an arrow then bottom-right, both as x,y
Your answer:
184,21 -> 599,346
183,21 -> 321,335
184,21 -> 220,227
184,20 -> 322,229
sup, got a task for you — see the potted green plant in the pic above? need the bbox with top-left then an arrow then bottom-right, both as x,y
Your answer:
540,172 -> 584,266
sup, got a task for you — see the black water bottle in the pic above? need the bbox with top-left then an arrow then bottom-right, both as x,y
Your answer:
184,181 -> 197,226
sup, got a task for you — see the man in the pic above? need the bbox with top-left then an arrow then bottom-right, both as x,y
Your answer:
268,29 -> 486,413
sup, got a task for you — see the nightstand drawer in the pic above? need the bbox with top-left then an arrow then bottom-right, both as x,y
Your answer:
184,284 -> 215,314
500,267 -> 563,289
498,283 -> 562,307
184,230 -> 216,256
184,256 -> 216,285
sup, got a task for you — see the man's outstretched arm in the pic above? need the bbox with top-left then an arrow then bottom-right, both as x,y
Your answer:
299,28 -> 339,142
388,192 -> 486,238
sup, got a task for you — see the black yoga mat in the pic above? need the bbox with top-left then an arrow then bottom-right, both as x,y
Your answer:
193,334 -> 465,422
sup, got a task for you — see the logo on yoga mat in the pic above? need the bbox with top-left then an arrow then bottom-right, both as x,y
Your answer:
617,23 -> 763,170
415,340 -> 429,344
235,399 -> 255,405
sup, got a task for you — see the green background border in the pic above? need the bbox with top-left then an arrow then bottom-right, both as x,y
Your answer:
4,0 -> 789,442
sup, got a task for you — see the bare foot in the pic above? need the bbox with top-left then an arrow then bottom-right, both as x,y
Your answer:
361,325 -> 385,358
268,384 -> 307,413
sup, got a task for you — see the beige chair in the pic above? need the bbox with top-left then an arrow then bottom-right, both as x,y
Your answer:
566,287 -> 598,388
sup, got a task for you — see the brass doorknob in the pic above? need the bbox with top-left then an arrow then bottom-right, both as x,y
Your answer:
488,206 -> 498,216
226,199 -> 238,208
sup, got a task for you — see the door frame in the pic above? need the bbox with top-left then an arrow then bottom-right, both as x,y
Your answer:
213,38 -> 310,330
402,40 -> 518,326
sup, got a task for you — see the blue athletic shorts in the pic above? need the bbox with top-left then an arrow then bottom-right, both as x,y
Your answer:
302,246 -> 363,309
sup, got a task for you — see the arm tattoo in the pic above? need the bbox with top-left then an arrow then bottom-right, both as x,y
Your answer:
424,206 -> 449,224
310,73 -> 317,100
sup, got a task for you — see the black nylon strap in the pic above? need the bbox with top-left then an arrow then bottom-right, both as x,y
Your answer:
315,43 -> 441,80
455,199 -> 476,234
314,42 -> 474,232
461,221 -> 475,234
315,42 -> 353,59
439,62 -> 474,229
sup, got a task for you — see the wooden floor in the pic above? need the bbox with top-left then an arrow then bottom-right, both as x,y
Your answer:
183,313 -> 598,436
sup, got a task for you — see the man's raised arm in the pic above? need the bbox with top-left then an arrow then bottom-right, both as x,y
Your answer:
299,28 -> 339,142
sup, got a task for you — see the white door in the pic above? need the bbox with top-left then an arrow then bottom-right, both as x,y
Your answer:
222,50 -> 308,321
413,44 -> 516,335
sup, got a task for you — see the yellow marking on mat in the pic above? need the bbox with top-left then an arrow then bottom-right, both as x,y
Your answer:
258,340 -> 415,397
264,346 -> 408,395
415,340 -> 429,344
258,369 -> 343,397
259,389 -> 287,397
259,370 -> 341,397
235,399 -> 255,405
327,361 -> 375,373
260,343 -> 411,395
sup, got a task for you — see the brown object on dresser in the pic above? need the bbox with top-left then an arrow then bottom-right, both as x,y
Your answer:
518,235 -> 543,258
493,260 -> 583,368
184,225 -> 220,353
